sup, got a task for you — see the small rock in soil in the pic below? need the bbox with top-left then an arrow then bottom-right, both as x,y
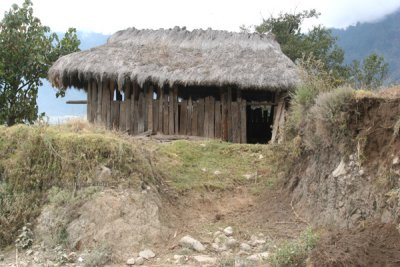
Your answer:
67,252 -> 77,263
226,237 -> 238,248
126,257 -> 135,265
0,254 -> 4,261
135,256 -> 145,265
223,226 -> 233,236
179,235 -> 205,252
247,252 -> 269,262
173,255 -> 189,264
139,249 -> 156,260
193,255 -> 217,265
240,243 -> 252,251
26,249 -> 33,256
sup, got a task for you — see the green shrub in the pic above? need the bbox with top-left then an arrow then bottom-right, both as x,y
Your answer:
269,227 -> 318,267
303,87 -> 354,151
84,243 -> 112,267
286,57 -> 337,139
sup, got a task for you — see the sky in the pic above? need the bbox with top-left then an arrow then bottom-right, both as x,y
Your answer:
1,0 -> 400,34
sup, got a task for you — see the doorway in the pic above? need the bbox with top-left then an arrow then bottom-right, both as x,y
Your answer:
246,104 -> 274,144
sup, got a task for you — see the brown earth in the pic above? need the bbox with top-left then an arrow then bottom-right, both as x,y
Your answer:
309,222 -> 400,267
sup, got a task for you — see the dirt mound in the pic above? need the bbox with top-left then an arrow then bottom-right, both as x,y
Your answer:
36,188 -> 170,261
288,95 -> 400,228
309,222 -> 400,267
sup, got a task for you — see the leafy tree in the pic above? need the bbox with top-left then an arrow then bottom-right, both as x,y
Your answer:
349,53 -> 389,89
0,0 -> 80,126
254,9 -> 347,84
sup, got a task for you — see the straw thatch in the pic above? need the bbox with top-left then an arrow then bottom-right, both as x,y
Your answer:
48,27 -> 299,91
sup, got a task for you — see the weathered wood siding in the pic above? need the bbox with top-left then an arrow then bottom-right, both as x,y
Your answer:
87,81 -> 249,143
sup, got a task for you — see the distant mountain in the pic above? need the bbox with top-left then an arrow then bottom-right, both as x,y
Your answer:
37,31 -> 110,120
332,8 -> 400,83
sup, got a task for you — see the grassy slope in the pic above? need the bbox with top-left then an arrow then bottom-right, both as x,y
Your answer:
0,121 -> 299,247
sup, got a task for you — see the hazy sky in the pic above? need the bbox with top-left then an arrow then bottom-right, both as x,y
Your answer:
1,0 -> 400,34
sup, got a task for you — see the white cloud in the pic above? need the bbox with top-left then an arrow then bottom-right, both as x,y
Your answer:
0,0 -> 399,34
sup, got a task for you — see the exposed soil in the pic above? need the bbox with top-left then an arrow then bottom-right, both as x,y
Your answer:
310,222 -> 400,267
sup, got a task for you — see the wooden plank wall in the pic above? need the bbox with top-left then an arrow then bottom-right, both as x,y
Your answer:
87,81 -> 248,143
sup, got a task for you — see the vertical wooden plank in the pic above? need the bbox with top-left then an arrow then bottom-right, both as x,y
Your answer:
125,98 -> 131,133
187,97 -> 192,136
240,99 -> 247,143
90,81 -> 97,122
153,99 -> 159,133
158,87 -> 163,133
208,96 -> 215,138
119,101 -> 126,131
227,88 -> 232,142
221,89 -> 228,141
133,97 -> 139,134
204,97 -> 210,138
271,94 -> 284,144
168,89 -> 174,135
86,82 -> 91,122
198,98 -> 205,136
231,102 -> 240,143
111,101 -> 120,129
106,81 -> 114,129
163,90 -> 169,134
138,92 -> 145,133
143,85 -> 148,131
191,102 -> 198,136
147,85 -> 153,132
102,80 -> 111,127
173,86 -> 178,134
215,101 -> 221,138
179,100 -> 187,135
96,80 -> 103,123
129,96 -> 137,135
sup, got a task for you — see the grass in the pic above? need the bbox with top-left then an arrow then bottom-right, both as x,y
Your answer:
269,227 -> 319,267
0,122 -> 154,247
156,139 -> 299,191
0,120 -> 300,247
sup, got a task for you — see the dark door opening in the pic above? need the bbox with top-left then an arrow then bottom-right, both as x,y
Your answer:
246,105 -> 274,144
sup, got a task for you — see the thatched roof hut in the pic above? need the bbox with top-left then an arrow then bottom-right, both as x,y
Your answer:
49,27 -> 299,143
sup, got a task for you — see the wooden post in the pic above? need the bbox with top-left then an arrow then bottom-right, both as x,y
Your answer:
147,85 -> 153,132
90,81 -> 97,122
240,99 -> 247,143
271,93 -> 285,143
198,98 -> 205,136
221,89 -> 228,141
138,91 -> 145,133
179,100 -> 187,135
101,80 -> 111,127
86,82 -> 91,122
187,96 -> 192,135
163,89 -> 169,134
132,81 -> 140,134
204,96 -> 209,137
96,80 -> 103,123
231,101 -> 240,143
168,88 -> 174,135
111,101 -> 120,129
192,101 -> 198,136
208,96 -> 215,138
158,86 -> 163,133
120,101 -> 127,131
173,86 -> 178,134
215,101 -> 221,138
227,87 -> 232,142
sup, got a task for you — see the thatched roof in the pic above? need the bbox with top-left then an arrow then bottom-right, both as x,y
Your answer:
48,27 -> 299,91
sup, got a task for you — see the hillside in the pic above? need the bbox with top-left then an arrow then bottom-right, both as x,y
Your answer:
332,8 -> 400,83
2,87 -> 400,266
